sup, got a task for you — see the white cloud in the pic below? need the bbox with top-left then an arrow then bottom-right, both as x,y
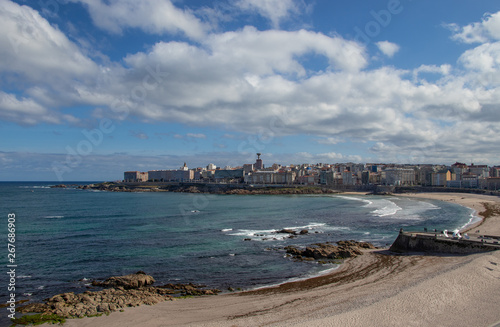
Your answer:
187,133 -> 207,139
235,0 -> 301,28
0,1 -> 98,83
412,64 -> 451,82
460,42 -> 500,71
130,131 -> 149,140
316,137 -> 343,145
73,0 -> 208,39
3,1 -> 500,165
205,27 -> 367,74
0,91 -> 78,125
448,11 -> 500,44
376,41 -> 400,58
0,0 -> 100,124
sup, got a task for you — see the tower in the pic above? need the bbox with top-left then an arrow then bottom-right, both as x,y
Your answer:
255,153 -> 263,170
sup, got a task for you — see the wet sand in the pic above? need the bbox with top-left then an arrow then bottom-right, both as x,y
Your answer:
64,193 -> 500,327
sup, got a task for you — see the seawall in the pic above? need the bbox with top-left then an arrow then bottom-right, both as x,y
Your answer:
390,231 -> 500,254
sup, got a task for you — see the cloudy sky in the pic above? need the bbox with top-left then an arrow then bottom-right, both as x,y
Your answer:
1,0 -> 500,181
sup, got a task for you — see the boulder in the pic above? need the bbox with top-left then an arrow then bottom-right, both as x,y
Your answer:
93,271 -> 155,289
17,302 -> 50,314
285,240 -> 376,261
20,274 -> 220,319
277,229 -> 295,234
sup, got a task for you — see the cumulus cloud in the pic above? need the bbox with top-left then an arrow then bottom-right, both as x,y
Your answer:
3,1 -> 500,165
0,91 -> 78,125
376,41 -> 400,58
447,11 -> 500,43
0,1 -> 98,83
235,0 -> 301,28
73,0 -> 208,39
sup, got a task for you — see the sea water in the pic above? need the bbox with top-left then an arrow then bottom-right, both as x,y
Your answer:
0,182 -> 477,310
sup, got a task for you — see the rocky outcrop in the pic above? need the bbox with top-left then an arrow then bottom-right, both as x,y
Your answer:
75,182 -> 342,195
285,240 -> 376,261
91,271 -> 155,289
17,272 -> 220,319
18,287 -> 171,318
277,229 -> 309,235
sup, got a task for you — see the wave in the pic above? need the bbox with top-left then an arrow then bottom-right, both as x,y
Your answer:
227,223 -> 350,241
335,195 -> 372,206
458,210 -> 482,231
221,228 -> 233,232
389,198 -> 440,221
365,199 -> 402,217
44,215 -> 64,219
228,228 -> 279,237
19,186 -> 51,189
282,223 -> 326,230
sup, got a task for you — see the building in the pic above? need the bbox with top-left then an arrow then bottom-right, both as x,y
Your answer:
245,170 -> 296,184
491,167 -> 500,177
320,170 -> 335,185
148,168 -> 194,182
469,164 -> 489,178
382,168 -> 416,186
431,169 -> 453,187
485,177 -> 500,190
124,171 -> 148,182
243,164 -> 254,174
451,162 -> 468,179
214,169 -> 244,183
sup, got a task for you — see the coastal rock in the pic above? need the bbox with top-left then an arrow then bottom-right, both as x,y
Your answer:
285,240 -> 376,261
277,229 -> 296,234
50,184 -> 67,188
18,274 -> 220,319
92,271 -> 155,289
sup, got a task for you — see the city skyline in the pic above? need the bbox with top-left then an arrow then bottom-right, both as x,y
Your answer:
2,1 -> 500,181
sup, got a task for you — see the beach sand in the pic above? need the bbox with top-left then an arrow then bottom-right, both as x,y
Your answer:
64,193 -> 500,327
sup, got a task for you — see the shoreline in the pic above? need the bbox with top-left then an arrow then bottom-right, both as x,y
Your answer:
396,192 -> 500,235
60,192 -> 500,327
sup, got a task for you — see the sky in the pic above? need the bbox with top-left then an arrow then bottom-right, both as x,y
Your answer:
1,0 -> 500,181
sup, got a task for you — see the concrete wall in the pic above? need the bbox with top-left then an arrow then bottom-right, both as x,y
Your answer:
390,232 -> 500,254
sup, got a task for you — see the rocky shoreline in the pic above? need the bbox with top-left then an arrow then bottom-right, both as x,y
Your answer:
14,240 -> 376,323
16,272 -> 220,320
284,240 -> 377,263
52,182 -> 347,195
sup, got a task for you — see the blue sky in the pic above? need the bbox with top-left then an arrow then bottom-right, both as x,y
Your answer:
1,0 -> 500,181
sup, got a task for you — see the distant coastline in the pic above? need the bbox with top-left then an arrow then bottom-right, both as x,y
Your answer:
54,181 -> 500,197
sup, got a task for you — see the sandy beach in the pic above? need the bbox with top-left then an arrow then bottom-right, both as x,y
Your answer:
63,193 -> 500,327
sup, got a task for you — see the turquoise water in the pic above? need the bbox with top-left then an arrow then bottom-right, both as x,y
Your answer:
0,182 -> 477,311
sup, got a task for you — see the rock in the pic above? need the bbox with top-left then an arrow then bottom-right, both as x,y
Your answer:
285,240 -> 376,261
277,229 -> 295,234
50,184 -> 67,188
299,229 -> 309,235
93,272 -> 155,289
21,275 -> 220,319
17,302 -> 50,314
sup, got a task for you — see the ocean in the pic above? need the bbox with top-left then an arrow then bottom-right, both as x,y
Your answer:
0,182 -> 478,318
